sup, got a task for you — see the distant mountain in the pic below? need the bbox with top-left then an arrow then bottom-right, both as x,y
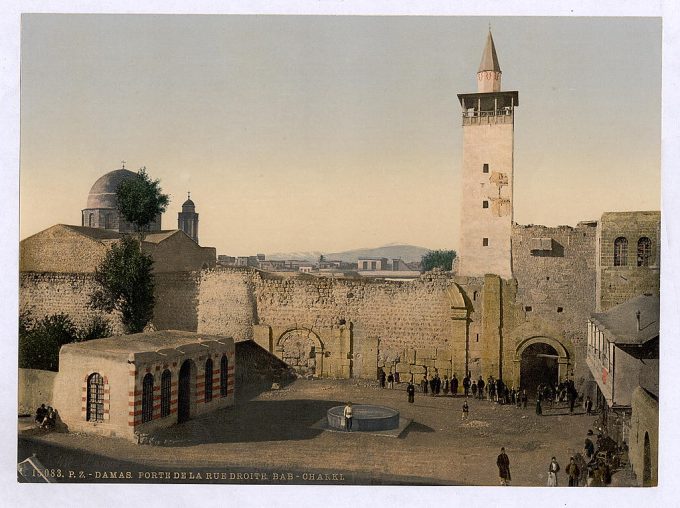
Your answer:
267,244 -> 433,263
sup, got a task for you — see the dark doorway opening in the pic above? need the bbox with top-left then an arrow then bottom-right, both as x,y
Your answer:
643,432 -> 652,486
178,360 -> 192,423
520,342 -> 559,396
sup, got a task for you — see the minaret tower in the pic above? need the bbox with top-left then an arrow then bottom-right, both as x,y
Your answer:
455,30 -> 518,279
178,192 -> 199,244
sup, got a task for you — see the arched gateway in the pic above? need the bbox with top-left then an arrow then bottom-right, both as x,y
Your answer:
513,336 -> 570,395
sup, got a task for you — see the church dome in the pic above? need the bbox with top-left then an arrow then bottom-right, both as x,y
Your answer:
86,169 -> 137,209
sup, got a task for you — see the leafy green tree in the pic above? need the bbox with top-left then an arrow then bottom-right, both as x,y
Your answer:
116,167 -> 170,240
90,235 -> 156,333
421,250 -> 457,272
19,313 -> 78,371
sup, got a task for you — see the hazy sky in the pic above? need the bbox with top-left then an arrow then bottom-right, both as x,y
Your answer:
20,15 -> 661,255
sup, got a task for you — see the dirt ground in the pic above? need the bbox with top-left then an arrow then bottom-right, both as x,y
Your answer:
18,378 -> 637,486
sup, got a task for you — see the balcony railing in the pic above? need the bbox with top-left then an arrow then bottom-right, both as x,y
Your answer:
462,109 -> 514,126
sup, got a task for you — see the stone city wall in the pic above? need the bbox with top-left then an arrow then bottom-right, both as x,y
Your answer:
19,271 -> 201,334
198,268 -> 456,354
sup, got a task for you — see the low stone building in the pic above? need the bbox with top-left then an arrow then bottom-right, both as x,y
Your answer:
52,331 -> 235,442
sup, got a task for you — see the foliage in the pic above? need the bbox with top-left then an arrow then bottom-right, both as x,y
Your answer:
116,167 -> 169,236
90,235 -> 156,334
19,313 -> 114,371
19,313 -> 78,371
421,250 -> 457,272
77,315 -> 113,342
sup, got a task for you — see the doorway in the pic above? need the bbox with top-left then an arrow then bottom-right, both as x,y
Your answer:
178,360 -> 194,423
520,342 -> 559,396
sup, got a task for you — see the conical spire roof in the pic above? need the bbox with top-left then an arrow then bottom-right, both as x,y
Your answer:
478,30 -> 501,73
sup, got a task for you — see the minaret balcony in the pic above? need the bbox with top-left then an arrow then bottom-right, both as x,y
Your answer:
462,109 -> 514,126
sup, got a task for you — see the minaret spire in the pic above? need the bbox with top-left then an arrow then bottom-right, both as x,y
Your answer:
477,30 -> 502,93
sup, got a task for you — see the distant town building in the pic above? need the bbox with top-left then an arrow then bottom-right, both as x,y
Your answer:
177,192 -> 199,244
358,257 -> 388,271
217,255 -> 236,265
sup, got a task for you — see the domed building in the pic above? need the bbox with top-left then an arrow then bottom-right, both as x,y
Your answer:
177,192 -> 199,243
81,167 -> 162,233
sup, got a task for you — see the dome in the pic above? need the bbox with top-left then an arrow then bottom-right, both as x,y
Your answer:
86,169 -> 137,209
182,198 -> 195,211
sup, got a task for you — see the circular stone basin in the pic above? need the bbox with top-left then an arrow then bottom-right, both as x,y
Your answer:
327,404 -> 400,431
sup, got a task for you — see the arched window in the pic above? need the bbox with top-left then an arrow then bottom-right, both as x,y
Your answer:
220,355 -> 228,397
87,373 -> 104,422
161,370 -> 172,418
637,237 -> 652,267
88,213 -> 94,227
142,373 -> 154,423
204,358 -> 213,402
614,237 -> 628,266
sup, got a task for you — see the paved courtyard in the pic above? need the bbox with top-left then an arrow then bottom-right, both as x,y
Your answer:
18,378 -> 635,486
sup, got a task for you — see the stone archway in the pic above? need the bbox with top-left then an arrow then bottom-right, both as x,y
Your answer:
276,328 -> 324,377
513,336 -> 570,393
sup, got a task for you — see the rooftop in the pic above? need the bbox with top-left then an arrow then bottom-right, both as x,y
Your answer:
61,330 -> 232,358
590,294 -> 659,345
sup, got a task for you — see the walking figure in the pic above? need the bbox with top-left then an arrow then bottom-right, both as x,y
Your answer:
407,382 -> 415,404
496,447 -> 511,486
566,456 -> 580,486
462,400 -> 469,420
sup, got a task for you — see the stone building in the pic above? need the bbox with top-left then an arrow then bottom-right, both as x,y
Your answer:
81,167 -> 161,233
52,331 -> 235,442
455,30 -> 517,280
177,192 -> 199,244
596,211 -> 661,311
20,224 -> 216,274
629,363 -> 658,486
586,294 -> 659,446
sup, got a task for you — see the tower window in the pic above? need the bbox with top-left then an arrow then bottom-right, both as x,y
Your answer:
525,306 -> 532,312
482,238 -> 489,246
637,237 -> 652,267
476,334 -> 479,342
482,200 -> 489,209
557,307 -> 564,313
614,237 -> 628,266
483,163 -> 489,174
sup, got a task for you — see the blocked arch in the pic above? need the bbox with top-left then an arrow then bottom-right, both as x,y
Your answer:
275,327 -> 325,352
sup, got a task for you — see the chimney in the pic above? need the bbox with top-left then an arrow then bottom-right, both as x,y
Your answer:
636,310 -> 641,331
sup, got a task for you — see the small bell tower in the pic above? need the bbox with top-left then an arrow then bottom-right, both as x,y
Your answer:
178,192 -> 199,244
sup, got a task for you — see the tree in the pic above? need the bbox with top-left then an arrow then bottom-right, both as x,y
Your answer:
19,312 -> 113,371
90,235 -> 156,333
116,166 -> 169,240
19,313 -> 78,371
421,250 -> 457,272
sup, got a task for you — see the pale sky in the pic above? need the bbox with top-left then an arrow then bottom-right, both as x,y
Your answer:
20,15 -> 661,255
